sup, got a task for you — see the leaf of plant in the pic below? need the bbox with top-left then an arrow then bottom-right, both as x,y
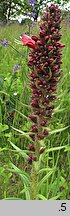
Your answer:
0,123 -> 9,132
45,145 -> 68,153
9,163 -> 30,187
14,109 -> 28,119
38,167 -> 54,174
0,147 -> 8,152
53,108 -> 65,114
64,146 -> 70,151
20,186 -> 30,200
36,194 -> 47,200
3,197 -> 21,200
24,183 -> 30,200
9,140 -> 28,160
37,170 -> 55,191
49,126 -> 69,134
49,192 -> 63,200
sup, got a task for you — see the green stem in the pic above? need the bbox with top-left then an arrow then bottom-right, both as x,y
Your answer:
30,162 -> 38,200
30,116 -> 42,199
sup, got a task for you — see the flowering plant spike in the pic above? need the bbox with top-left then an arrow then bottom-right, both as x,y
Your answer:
20,4 -> 65,163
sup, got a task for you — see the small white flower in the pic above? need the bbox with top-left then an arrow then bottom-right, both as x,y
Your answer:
4,78 -> 7,81
13,92 -> 18,96
69,71 -> 70,74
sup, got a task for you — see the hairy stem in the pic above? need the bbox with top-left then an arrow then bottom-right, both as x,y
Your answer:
30,162 -> 38,200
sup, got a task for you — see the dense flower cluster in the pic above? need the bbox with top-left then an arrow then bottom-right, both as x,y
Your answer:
28,5 -> 64,134
21,4 -> 65,163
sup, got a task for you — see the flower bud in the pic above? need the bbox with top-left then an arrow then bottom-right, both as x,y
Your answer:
39,148 -> 45,154
31,99 -> 38,107
43,129 -> 48,135
41,120 -> 46,126
28,144 -> 35,151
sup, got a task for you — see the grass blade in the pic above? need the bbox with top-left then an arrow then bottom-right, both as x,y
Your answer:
37,170 -> 55,191
49,126 -> 69,135
45,145 -> 68,153
36,194 -> 47,200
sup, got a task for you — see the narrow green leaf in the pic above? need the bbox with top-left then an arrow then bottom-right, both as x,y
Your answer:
9,163 -> 30,187
49,126 -> 69,135
11,126 -> 28,135
53,108 -> 66,114
11,126 -> 33,140
37,170 -> 55,191
14,109 -> 28,119
49,193 -> 63,200
3,197 -> 21,200
64,146 -> 70,151
20,102 -> 31,108
38,167 -> 54,174
9,141 -> 28,160
0,123 -> 9,132
45,145 -> 68,153
36,194 -> 47,200
0,147 -> 8,152
24,184 -> 30,200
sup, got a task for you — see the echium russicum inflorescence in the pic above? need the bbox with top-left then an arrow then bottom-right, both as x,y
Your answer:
20,4 -> 65,163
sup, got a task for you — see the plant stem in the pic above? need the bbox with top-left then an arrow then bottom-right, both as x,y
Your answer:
30,162 -> 38,200
30,116 -> 42,199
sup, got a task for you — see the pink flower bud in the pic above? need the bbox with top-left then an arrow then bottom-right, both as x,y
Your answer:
48,46 -> 53,52
44,36 -> 49,41
34,110 -> 40,115
52,65 -> 58,71
30,72 -> 36,79
37,68 -> 41,74
31,101 -> 38,107
51,77 -> 57,82
41,121 -> 46,126
40,30 -> 46,36
51,27 -> 55,32
37,40 -> 44,45
49,58 -> 54,63
31,125 -> 38,133
38,135 -> 45,140
48,20 -> 51,25
58,60 -> 62,65
49,35 -> 53,39
30,82 -> 35,88
33,155 -> 37,161
31,35 -> 39,42
29,134 -> 35,141
28,144 -> 35,151
39,148 -> 45,154
43,129 -> 48,135
32,89 -> 37,94
42,80 -> 46,85
40,109 -> 44,115
51,86 -> 56,91
29,115 -> 37,123
37,80 -> 42,86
